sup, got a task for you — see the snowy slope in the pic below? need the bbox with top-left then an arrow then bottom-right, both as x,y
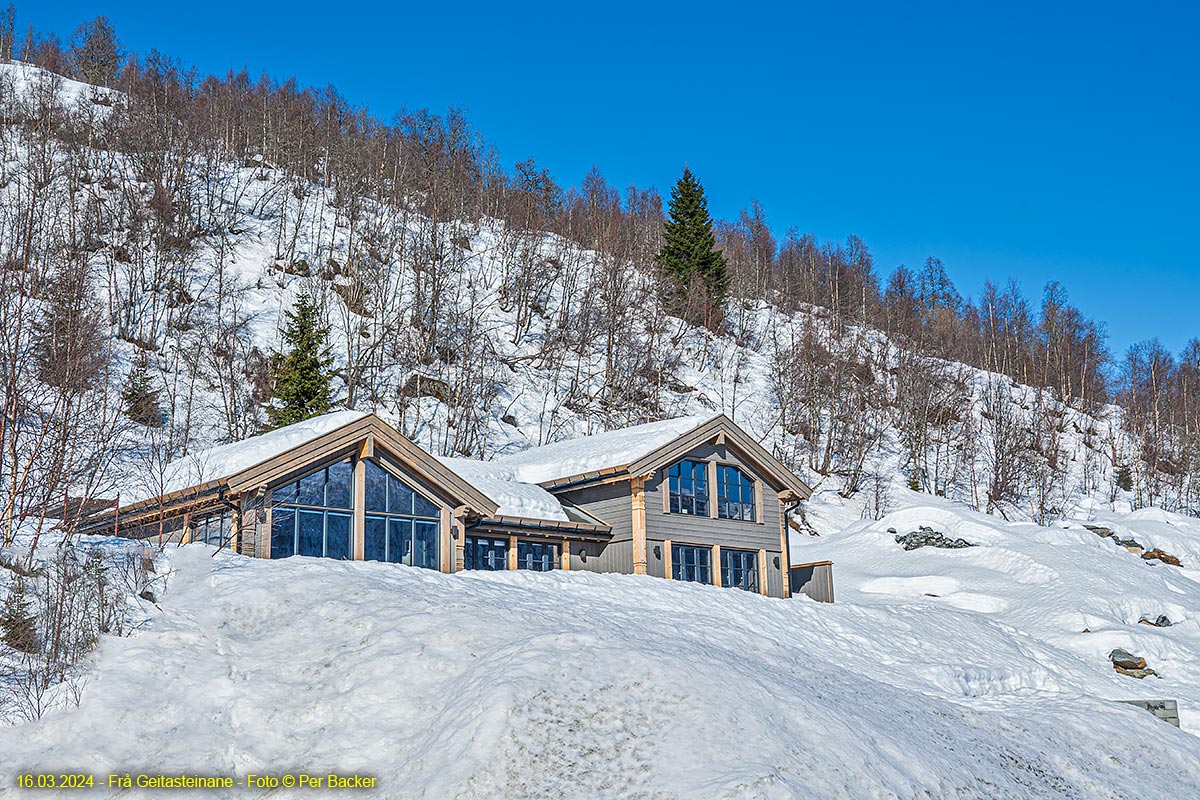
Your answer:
2,527 -> 1200,799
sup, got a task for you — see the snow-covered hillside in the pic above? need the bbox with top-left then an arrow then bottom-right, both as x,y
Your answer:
2,511 -> 1199,799
3,57 -> 1200,799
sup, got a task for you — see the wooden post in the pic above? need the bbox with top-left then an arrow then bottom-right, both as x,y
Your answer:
439,506 -> 453,573
262,500 -> 273,559
561,539 -> 571,570
230,497 -> 241,553
755,479 -> 764,524
453,509 -> 467,572
353,457 -> 367,561
707,461 -> 719,519
663,539 -> 672,579
631,476 -> 647,575
712,544 -> 722,587
778,495 -> 792,597
758,549 -> 769,596
181,511 -> 193,545
508,535 -> 518,570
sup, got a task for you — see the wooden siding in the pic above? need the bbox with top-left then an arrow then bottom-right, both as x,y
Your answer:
643,440 -> 782,553
766,551 -> 784,597
646,539 -> 666,578
571,539 -> 633,573
789,561 -> 835,603
558,482 -> 634,542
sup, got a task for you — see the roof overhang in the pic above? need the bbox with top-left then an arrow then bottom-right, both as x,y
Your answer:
83,414 -> 501,528
539,415 -> 812,499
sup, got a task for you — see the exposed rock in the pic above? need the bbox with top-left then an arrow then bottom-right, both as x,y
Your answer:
138,589 -> 157,603
501,414 -> 518,427
1083,524 -> 1115,538
1138,615 -> 1173,628
1118,539 -> 1144,556
1142,549 -> 1183,567
1115,666 -> 1158,679
1109,648 -> 1147,670
895,526 -> 974,551
401,373 -> 453,405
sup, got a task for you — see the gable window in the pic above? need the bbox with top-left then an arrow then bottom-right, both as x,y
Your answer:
717,465 -> 756,521
672,543 -> 712,584
271,459 -> 354,559
362,459 -> 440,570
668,459 -> 709,516
517,540 -> 559,572
720,547 -> 759,592
464,536 -> 508,570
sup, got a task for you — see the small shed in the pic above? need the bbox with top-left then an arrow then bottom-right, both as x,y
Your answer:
789,560 -> 834,603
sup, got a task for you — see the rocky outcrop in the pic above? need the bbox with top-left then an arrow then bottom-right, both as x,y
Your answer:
1138,615 -> 1173,628
1110,648 -> 1158,679
1142,549 -> 1183,567
894,527 -> 975,551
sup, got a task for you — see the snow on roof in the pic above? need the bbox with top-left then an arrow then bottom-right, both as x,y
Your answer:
495,416 -> 711,484
124,410 -> 370,505
437,457 -> 569,522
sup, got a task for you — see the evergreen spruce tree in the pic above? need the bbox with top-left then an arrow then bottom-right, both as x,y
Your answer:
269,293 -> 335,428
1,577 -> 38,653
655,167 -> 729,328
122,354 -> 164,427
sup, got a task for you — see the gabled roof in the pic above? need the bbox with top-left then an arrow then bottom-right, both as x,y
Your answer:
121,410 -> 370,505
497,414 -> 812,499
436,457 -> 570,522
112,412 -> 499,519
495,416 -> 709,483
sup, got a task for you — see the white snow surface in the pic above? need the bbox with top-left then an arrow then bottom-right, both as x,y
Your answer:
122,410 -> 369,504
495,415 -> 709,484
436,457 -> 569,522
4,494 -> 1200,798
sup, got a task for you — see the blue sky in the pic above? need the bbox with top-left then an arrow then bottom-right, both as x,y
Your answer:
24,1 -> 1200,357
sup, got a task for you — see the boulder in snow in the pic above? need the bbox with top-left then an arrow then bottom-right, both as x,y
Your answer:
1138,615 -> 1173,628
1109,649 -> 1147,670
1118,538 -> 1145,555
1083,524 -> 1115,539
1110,648 -> 1157,678
895,527 -> 974,551
1142,548 -> 1183,567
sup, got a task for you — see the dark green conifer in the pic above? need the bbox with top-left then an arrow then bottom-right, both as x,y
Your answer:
122,354 -> 164,427
655,167 -> 728,327
1,577 -> 38,653
269,293 -> 335,427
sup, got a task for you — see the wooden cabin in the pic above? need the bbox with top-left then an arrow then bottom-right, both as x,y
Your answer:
82,411 -> 813,598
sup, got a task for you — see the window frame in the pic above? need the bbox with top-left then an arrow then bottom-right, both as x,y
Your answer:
671,542 -> 713,584
464,535 -> 509,571
720,547 -> 760,592
667,459 -> 710,516
716,464 -> 757,522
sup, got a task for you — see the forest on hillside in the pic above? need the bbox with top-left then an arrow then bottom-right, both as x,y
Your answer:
2,9 -> 1200,545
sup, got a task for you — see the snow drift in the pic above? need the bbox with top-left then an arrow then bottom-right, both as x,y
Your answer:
3,506 -> 1200,799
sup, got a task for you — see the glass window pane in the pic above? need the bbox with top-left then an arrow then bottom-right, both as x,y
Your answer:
270,509 -> 295,558
413,520 -> 439,570
387,473 -> 414,516
297,510 -> 324,556
465,536 -> 508,570
275,481 -> 300,505
325,512 -> 352,560
364,459 -> 387,512
517,541 -> 558,572
298,469 -> 325,506
364,516 -> 387,562
326,460 -> 353,509
412,491 -> 439,519
387,518 -> 411,564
